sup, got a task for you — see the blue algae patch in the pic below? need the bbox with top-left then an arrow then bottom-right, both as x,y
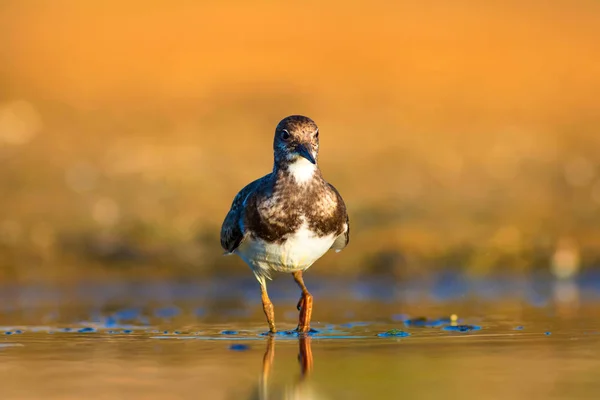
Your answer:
340,322 -> 370,328
514,326 -> 524,330
174,331 -> 182,335
221,330 -> 239,335
404,317 -> 453,328
545,331 -> 552,336
377,329 -> 411,337
229,344 -> 250,351
78,327 -> 97,333
442,325 -> 481,332
103,316 -> 119,328
123,329 -> 133,334
3,329 -> 24,335
154,306 -> 181,319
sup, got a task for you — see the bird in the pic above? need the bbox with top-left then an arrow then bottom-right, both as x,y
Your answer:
220,115 -> 349,333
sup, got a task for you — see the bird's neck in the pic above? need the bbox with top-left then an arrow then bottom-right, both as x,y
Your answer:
274,157 -> 321,185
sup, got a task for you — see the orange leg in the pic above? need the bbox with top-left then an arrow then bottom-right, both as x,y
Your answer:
261,282 -> 276,333
292,271 -> 313,332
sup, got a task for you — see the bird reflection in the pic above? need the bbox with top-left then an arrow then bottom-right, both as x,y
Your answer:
251,335 -> 320,400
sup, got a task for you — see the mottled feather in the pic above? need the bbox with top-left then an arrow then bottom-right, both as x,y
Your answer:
327,183 -> 350,251
220,175 -> 267,253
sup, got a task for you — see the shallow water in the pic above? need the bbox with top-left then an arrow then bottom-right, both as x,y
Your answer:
2,274 -> 600,399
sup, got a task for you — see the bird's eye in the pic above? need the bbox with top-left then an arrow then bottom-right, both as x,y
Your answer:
281,130 -> 290,140
315,130 -> 319,139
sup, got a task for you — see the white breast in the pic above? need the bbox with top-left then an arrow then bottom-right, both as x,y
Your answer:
235,221 -> 336,279
287,158 -> 317,184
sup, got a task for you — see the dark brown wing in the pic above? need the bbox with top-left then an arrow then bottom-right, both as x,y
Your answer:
327,183 -> 349,251
220,175 -> 268,253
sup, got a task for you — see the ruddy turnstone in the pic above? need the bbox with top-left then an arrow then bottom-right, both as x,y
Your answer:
220,115 -> 349,333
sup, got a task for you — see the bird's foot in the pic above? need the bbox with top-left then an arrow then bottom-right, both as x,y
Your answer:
295,324 -> 311,333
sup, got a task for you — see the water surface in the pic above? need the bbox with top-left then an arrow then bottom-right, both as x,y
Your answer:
2,275 -> 600,399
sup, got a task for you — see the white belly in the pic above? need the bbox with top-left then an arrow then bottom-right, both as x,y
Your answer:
235,222 -> 336,279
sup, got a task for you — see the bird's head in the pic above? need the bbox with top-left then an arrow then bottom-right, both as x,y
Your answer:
273,115 -> 319,167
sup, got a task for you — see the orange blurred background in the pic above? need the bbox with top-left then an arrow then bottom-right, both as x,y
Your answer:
0,0 -> 599,282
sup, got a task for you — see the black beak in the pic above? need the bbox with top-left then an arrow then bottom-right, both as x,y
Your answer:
296,144 -> 316,164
